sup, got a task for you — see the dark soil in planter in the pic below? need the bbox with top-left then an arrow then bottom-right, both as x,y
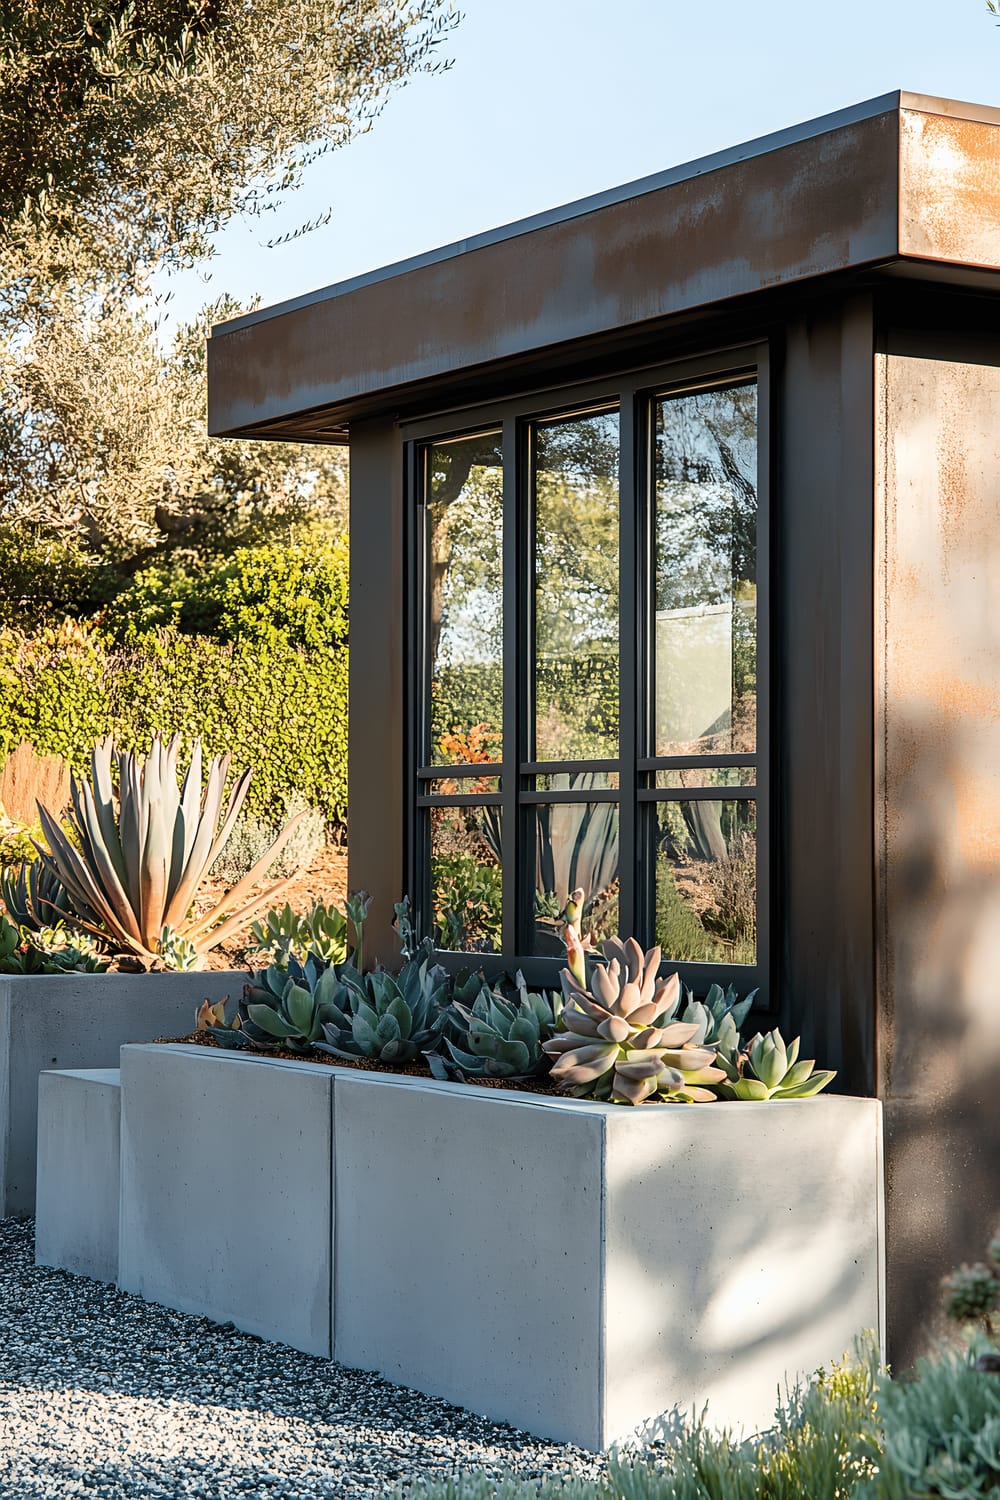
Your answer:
150,1030 -> 561,1096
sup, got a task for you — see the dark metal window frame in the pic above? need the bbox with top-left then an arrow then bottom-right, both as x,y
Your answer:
404,342 -> 771,1004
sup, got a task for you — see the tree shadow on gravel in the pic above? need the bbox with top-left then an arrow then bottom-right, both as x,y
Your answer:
0,1219 -> 603,1500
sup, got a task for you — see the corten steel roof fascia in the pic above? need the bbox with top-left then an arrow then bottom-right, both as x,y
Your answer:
206,91 -> 1000,442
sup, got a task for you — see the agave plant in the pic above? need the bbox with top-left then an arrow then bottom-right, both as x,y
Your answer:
315,939 -> 451,1065
714,1028 -> 836,1100
1,858 -> 74,934
431,973 -> 561,1081
35,735 -> 307,971
249,900 -> 348,968
543,936 -> 726,1104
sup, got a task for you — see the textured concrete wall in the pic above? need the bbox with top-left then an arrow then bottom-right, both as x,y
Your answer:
877,345 -> 1000,1365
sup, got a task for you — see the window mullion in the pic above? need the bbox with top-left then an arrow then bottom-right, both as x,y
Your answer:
617,390 -> 637,940
756,345 -> 772,1002
501,416 -> 519,956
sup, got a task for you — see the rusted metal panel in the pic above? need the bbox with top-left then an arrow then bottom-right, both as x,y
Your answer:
207,111 -> 900,438
876,344 -> 1000,1366
899,109 -> 1000,270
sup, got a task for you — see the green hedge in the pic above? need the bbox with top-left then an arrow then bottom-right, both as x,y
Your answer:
0,531 -> 351,823
0,626 -> 348,823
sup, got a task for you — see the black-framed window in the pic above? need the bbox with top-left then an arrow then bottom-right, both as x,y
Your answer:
408,346 -> 769,999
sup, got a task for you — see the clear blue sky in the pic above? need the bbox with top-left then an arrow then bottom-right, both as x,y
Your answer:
157,0 -> 1000,333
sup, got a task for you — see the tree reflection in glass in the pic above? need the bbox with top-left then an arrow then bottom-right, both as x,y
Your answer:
533,410 -> 620,761
654,383 -> 757,757
426,433 -> 503,765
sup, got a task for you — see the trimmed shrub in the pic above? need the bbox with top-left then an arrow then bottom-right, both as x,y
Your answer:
0,622 -> 348,824
0,530 -> 351,825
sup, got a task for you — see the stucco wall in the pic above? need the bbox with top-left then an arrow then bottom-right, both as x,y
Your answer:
877,344 -> 1000,1364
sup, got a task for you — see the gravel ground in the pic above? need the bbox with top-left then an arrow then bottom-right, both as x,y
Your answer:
0,1218 -> 605,1500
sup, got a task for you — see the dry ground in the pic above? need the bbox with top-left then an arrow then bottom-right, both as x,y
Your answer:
200,837 -> 349,972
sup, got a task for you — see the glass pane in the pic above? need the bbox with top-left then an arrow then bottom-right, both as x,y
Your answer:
426,433 -> 504,766
532,770 -> 619,792
430,805 -> 502,954
529,801 -> 619,956
424,775 -> 500,796
654,799 -> 756,964
533,410 -> 620,761
654,767 -> 754,790
654,383 -> 757,757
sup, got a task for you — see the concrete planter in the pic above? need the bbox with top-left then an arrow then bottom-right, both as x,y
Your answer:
36,1069 -> 121,1283
104,1044 -> 884,1448
333,1076 -> 884,1449
118,1044 -> 335,1358
0,971 -> 241,1216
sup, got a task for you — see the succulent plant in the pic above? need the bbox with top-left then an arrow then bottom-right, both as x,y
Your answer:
679,979 -> 757,1050
542,936 -> 726,1104
431,973 -> 561,1081
249,900 -> 348,968
943,1263 -> 999,1327
242,954 -> 347,1053
36,735 -> 307,971
30,924 -> 109,973
195,993 -> 248,1049
1,858 -> 74,934
0,912 -> 108,974
714,1028 -> 836,1100
315,940 -> 451,1065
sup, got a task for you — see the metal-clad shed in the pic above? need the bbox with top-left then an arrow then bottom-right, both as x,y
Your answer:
208,91 -> 1000,1366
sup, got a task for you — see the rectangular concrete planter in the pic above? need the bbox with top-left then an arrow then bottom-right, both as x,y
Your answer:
0,971 -> 241,1216
118,1044 -> 335,1358
333,1078 -> 885,1449
107,1044 -> 883,1450
36,1068 -> 121,1283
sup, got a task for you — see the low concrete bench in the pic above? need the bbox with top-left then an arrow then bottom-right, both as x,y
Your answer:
35,1068 -> 121,1284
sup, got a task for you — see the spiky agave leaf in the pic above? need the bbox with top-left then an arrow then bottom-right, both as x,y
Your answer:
1,858 -> 74,934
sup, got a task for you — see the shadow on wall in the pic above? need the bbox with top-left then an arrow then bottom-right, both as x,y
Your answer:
603,1102 -> 881,1437
881,699 -> 1000,1369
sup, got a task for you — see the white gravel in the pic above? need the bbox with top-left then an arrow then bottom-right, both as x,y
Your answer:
0,1218 -> 605,1500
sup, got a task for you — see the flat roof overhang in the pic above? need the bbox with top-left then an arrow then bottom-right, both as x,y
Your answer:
207,91 -> 1000,444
